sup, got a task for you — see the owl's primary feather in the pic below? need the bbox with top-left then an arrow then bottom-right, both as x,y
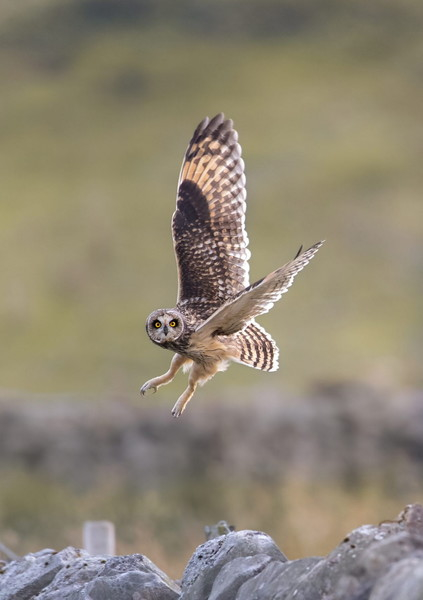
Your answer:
193,241 -> 323,340
141,113 -> 324,417
173,113 -> 250,318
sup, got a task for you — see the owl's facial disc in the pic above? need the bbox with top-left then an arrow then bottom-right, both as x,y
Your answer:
147,310 -> 183,343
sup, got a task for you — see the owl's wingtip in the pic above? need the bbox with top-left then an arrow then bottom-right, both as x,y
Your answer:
194,113 -> 232,139
208,112 -> 225,128
308,240 -> 325,252
294,239 -> 324,259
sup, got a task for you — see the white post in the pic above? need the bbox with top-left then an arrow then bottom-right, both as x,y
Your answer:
83,521 -> 116,556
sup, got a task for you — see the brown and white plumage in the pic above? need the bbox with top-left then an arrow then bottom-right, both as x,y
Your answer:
173,113 -> 250,316
234,322 -> 279,372
141,113 -> 324,417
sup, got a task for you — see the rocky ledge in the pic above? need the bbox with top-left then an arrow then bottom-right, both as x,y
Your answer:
1,504 -> 423,600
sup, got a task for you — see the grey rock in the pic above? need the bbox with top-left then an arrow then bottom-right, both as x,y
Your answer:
275,522 -> 422,600
396,503 -> 423,537
0,549 -> 180,600
36,554 -> 112,600
254,504 -> 423,600
369,556 -> 423,600
236,557 -> 323,600
208,554 -> 273,600
83,554 -> 180,600
85,569 -> 179,600
359,532 -> 423,577
180,530 -> 287,600
0,547 -> 84,600
213,504 -> 423,600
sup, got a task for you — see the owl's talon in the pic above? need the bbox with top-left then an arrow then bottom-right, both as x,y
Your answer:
171,403 -> 181,417
171,399 -> 186,418
140,382 -> 157,396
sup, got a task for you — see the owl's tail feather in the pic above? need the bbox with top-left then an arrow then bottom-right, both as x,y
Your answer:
233,321 -> 279,372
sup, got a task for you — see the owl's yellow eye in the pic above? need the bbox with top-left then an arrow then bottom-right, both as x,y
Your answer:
153,320 -> 161,328
169,320 -> 178,328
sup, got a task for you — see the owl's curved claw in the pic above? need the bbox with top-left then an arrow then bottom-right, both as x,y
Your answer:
171,395 -> 191,418
171,401 -> 184,418
140,382 -> 157,396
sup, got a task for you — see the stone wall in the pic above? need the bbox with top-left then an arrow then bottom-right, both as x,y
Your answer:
1,383 -> 422,488
1,504 -> 423,600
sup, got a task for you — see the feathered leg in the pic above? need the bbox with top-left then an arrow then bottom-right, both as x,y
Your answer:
171,361 -> 217,418
171,364 -> 201,418
140,353 -> 188,396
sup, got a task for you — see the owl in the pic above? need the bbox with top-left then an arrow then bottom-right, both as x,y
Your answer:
141,113 -> 323,417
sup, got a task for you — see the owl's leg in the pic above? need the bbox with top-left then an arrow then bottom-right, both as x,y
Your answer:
171,362 -> 205,418
140,353 -> 188,396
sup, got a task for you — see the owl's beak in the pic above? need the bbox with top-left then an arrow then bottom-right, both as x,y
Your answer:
163,325 -> 168,336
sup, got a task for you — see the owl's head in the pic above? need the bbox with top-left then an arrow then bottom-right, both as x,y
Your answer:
146,309 -> 185,345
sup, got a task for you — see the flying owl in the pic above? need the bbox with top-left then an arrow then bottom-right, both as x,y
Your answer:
141,113 -> 323,417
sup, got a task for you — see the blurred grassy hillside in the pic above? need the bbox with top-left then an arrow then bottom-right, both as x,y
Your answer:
1,0 -> 422,395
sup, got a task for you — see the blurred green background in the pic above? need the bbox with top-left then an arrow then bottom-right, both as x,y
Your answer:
1,0 -> 423,579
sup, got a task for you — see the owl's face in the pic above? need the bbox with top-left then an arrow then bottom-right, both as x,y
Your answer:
146,309 -> 185,345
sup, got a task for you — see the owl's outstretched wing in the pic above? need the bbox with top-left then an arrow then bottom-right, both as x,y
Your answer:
192,241 -> 324,340
172,114 -> 250,313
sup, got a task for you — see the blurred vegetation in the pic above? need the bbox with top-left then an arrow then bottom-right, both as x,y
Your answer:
0,467 -> 408,578
1,388 -> 422,578
1,0 -> 423,579
0,0 -> 422,394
